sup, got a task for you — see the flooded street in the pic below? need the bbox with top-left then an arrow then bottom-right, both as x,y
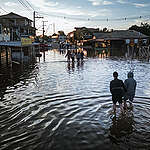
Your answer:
0,49 -> 150,150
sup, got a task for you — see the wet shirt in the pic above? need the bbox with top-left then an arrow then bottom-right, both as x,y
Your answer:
110,79 -> 126,96
124,78 -> 136,96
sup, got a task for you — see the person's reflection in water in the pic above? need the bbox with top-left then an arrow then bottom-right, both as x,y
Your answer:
109,113 -> 134,144
67,61 -> 71,73
76,59 -> 84,70
72,61 -> 75,71
67,61 -> 75,73
77,60 -> 80,68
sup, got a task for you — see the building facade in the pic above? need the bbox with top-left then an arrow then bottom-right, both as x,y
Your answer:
0,12 -> 36,42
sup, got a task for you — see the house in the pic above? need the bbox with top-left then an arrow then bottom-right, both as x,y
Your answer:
57,31 -> 67,43
67,27 -> 100,45
0,12 -> 39,65
0,12 -> 36,42
51,33 -> 58,43
83,30 -> 149,56
67,31 -> 75,44
58,35 -> 66,43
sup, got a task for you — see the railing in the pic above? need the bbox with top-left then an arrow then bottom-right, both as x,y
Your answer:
139,46 -> 150,61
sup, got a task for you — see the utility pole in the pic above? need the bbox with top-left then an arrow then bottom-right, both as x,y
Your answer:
42,21 -> 48,43
33,11 -> 43,35
53,23 -> 55,34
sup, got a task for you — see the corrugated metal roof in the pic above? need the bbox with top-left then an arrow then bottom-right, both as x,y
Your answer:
93,30 -> 149,39
0,12 -> 32,21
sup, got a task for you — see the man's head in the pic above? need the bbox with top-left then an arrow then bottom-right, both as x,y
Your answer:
113,71 -> 118,78
128,71 -> 134,78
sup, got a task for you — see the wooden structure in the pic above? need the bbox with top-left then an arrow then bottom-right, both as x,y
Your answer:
0,41 -> 40,66
139,46 -> 150,61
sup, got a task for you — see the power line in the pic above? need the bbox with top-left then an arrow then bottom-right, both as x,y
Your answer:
42,21 -> 48,42
0,6 -> 8,13
17,0 -> 32,12
23,0 -> 35,11
37,11 -> 150,22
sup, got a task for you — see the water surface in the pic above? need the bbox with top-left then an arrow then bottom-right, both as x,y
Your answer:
0,50 -> 150,150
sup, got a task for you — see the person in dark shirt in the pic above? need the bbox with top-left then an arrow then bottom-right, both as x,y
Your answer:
81,51 -> 84,61
110,72 -> 126,114
65,50 -> 71,62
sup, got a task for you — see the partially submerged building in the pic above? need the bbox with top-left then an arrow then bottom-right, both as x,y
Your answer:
0,12 -> 36,41
0,12 -> 39,66
83,30 -> 149,57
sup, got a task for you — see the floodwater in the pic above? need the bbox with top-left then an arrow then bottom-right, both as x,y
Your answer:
0,49 -> 150,150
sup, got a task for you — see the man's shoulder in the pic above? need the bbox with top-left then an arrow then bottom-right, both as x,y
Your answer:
110,80 -> 114,83
110,79 -> 123,83
117,79 -> 123,83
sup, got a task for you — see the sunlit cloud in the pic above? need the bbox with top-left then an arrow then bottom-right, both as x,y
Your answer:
133,3 -> 149,8
117,0 -> 128,4
103,1 -> 113,5
45,1 -> 59,7
88,0 -> 113,6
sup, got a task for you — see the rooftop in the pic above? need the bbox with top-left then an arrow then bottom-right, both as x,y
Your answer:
93,30 -> 149,40
0,12 -> 32,22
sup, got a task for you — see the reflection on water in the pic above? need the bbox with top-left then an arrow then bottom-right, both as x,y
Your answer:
0,49 -> 150,150
109,112 -> 134,139
66,61 -> 84,73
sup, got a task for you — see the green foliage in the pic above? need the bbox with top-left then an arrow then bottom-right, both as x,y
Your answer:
58,31 -> 66,36
129,22 -> 150,36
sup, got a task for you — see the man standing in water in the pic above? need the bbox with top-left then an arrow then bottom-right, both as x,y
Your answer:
110,72 -> 126,114
124,72 -> 136,108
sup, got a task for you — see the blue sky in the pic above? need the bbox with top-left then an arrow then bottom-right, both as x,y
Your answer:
0,0 -> 150,35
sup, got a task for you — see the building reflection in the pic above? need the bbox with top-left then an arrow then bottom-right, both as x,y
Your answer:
0,61 -> 38,100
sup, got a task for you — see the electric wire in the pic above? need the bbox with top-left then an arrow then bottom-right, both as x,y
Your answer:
23,0 -> 35,11
0,6 -> 8,13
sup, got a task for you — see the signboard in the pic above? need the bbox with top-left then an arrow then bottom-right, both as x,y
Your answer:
130,39 -> 135,47
21,38 -> 32,46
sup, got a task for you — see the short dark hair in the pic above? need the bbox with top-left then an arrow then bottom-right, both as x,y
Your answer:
128,71 -> 134,78
113,71 -> 118,77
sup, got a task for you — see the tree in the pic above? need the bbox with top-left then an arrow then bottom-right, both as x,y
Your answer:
58,31 -> 66,36
129,22 -> 150,37
102,27 -> 108,32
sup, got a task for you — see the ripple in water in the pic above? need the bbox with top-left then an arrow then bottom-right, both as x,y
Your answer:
0,50 -> 150,150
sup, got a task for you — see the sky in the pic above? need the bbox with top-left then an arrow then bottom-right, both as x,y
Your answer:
0,0 -> 150,35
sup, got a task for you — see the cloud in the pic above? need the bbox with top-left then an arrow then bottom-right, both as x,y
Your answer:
117,0 -> 127,4
103,1 -> 113,5
40,6 -> 110,18
133,3 -> 149,8
88,0 -> 113,6
45,1 -> 59,7
4,2 -> 18,7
